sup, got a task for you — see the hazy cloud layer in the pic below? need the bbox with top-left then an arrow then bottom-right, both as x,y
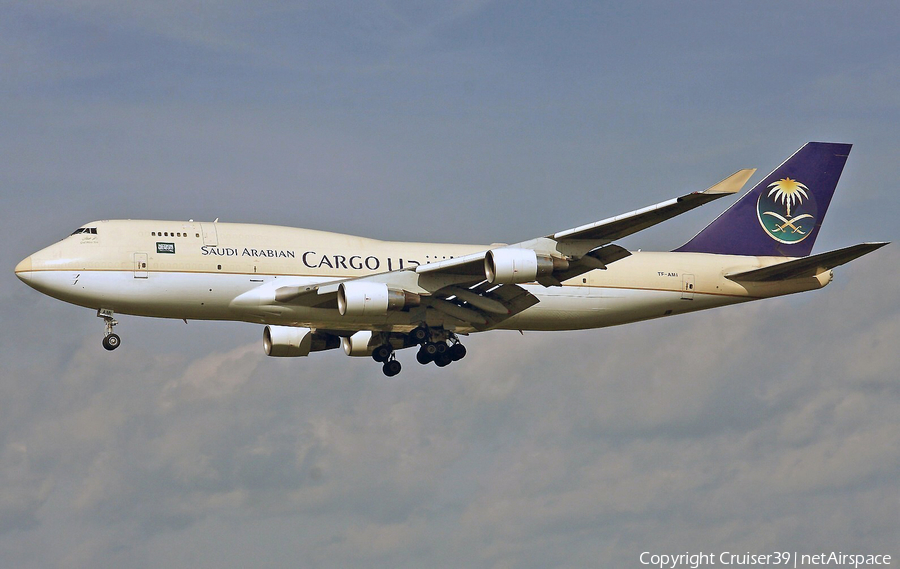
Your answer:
1,251 -> 896,568
2,1 -> 899,567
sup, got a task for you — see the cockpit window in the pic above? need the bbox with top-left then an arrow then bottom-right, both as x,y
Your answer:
70,228 -> 98,235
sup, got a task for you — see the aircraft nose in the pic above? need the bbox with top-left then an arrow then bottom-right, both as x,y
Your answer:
15,256 -> 32,282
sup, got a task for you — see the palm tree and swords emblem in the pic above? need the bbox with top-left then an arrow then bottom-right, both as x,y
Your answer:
756,177 -> 818,244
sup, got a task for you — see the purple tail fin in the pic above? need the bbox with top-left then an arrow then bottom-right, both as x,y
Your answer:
675,142 -> 851,257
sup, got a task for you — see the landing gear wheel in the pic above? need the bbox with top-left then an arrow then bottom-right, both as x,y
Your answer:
434,341 -> 448,354
372,344 -> 393,363
434,353 -> 452,367
382,359 -> 402,377
416,347 -> 433,365
424,343 -> 439,357
411,327 -> 428,344
449,343 -> 467,361
102,333 -> 121,351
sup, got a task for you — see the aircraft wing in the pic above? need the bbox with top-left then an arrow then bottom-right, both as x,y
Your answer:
269,169 -> 754,328
416,168 -> 754,278
271,269 -> 538,328
550,169 -> 755,243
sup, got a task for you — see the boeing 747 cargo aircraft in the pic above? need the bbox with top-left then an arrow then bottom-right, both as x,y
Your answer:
15,142 -> 887,375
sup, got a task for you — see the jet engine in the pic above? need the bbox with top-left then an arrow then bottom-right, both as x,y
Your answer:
342,330 -> 375,356
337,282 -> 421,316
263,325 -> 340,357
484,248 -> 569,284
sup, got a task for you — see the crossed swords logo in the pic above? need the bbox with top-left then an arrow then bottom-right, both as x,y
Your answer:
762,211 -> 813,235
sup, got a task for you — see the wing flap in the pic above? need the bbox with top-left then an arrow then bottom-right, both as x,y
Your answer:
430,282 -> 539,329
726,242 -> 889,282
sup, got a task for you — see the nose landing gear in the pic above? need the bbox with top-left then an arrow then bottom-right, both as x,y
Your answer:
102,333 -> 121,351
98,308 -> 121,351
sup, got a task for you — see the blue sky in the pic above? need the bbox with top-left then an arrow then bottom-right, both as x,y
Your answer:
1,2 -> 898,567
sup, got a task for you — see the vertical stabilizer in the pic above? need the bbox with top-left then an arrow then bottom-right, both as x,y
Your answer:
675,142 -> 851,257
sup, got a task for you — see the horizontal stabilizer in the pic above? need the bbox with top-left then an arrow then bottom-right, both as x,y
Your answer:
726,242 -> 889,282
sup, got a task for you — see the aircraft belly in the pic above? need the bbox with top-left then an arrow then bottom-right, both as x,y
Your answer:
26,270 -> 276,320
499,287 -> 742,331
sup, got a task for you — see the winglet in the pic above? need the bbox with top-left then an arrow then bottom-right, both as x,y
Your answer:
701,168 -> 756,195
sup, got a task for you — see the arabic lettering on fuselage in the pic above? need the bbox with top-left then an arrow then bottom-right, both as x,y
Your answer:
200,246 -> 420,271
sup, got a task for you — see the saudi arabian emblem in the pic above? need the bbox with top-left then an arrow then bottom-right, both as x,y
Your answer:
757,177 -> 817,244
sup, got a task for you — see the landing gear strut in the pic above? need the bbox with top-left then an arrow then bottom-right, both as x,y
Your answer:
98,308 -> 121,351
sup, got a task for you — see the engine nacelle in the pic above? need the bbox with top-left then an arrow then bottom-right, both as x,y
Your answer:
342,331 -> 375,357
263,325 -> 313,357
484,248 -> 568,284
263,326 -> 341,357
337,281 -> 421,316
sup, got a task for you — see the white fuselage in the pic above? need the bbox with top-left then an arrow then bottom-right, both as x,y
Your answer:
16,220 -> 830,334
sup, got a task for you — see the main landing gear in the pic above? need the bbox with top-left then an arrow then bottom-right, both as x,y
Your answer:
98,308 -> 121,351
372,343 -> 402,377
412,327 -> 467,368
415,339 -> 466,367
369,326 -> 468,377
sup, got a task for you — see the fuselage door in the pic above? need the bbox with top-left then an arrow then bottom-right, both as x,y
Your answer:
681,273 -> 695,300
201,223 -> 218,246
134,253 -> 149,278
